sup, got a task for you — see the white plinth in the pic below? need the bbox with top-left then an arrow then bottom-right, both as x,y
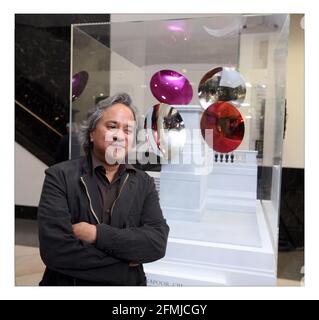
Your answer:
206,150 -> 258,213
159,105 -> 212,222
160,170 -> 207,222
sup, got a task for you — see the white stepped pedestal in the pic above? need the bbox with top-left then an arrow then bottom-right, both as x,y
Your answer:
144,201 -> 276,286
146,105 -> 275,286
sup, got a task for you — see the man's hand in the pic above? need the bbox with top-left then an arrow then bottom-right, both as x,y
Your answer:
72,222 -> 97,244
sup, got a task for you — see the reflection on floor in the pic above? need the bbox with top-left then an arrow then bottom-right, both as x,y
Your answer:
15,245 -> 45,286
15,218 -> 304,286
277,249 -> 304,282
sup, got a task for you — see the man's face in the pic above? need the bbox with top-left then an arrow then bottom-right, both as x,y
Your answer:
90,103 -> 136,164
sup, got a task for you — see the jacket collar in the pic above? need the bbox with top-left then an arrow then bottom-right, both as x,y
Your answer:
81,151 -> 136,174
91,151 -> 136,176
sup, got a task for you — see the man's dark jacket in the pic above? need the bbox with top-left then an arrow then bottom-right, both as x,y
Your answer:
38,154 -> 169,286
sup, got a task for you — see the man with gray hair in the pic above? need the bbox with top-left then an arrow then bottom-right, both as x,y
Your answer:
38,92 -> 169,286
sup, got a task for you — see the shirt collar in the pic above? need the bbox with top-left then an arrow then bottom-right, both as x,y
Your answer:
90,151 -> 136,173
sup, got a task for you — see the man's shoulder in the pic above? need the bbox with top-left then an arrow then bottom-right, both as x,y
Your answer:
131,166 -> 149,179
132,167 -> 157,188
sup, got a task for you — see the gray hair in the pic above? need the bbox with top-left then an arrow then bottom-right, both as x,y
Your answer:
79,92 -> 137,154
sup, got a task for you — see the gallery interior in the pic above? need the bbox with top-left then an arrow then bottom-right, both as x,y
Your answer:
15,13 -> 304,286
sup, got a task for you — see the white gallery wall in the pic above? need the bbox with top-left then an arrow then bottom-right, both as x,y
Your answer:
283,14 -> 304,168
15,143 -> 48,207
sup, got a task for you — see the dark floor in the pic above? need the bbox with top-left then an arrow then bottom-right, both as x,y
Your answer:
277,249 -> 304,281
15,218 -> 304,281
15,218 -> 39,247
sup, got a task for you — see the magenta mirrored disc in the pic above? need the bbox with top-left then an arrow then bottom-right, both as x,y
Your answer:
150,70 -> 193,105
72,71 -> 89,102
201,101 -> 245,153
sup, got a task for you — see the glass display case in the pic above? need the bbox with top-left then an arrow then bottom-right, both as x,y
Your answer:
70,14 -> 290,286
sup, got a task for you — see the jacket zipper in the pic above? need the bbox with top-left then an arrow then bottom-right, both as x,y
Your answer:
110,173 -> 129,217
80,176 -> 101,225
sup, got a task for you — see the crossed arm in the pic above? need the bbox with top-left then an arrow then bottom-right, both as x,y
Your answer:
72,176 -> 170,264
72,222 -> 97,244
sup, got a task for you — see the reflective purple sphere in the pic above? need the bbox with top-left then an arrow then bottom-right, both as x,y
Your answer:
72,71 -> 89,102
150,70 -> 193,105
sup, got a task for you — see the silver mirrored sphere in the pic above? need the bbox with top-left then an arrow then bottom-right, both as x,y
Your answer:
198,67 -> 246,109
145,104 -> 186,160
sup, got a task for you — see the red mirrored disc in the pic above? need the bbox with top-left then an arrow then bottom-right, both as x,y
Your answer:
200,101 -> 245,153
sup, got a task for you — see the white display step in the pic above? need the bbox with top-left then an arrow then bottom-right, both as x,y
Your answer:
145,258 -> 276,286
144,201 -> 276,286
207,189 -> 256,200
167,211 -> 261,247
205,196 -> 256,213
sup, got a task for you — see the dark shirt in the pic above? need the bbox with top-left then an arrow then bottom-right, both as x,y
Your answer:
91,152 -> 136,224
